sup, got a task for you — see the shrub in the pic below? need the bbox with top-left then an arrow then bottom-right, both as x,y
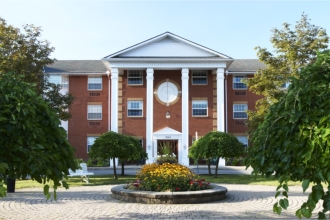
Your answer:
125,163 -> 211,192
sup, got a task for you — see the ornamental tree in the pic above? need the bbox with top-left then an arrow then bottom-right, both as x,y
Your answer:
244,50 -> 330,219
0,17 -> 74,120
189,131 -> 245,178
0,73 -> 78,198
247,13 -> 329,135
88,131 -> 147,179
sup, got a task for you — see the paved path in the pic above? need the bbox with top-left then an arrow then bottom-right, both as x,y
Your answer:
0,184 -> 322,219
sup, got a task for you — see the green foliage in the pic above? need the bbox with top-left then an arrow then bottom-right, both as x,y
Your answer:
0,17 -> 74,120
244,50 -> 330,218
189,131 -> 245,178
88,131 -> 147,179
247,13 -> 329,135
157,141 -> 177,163
0,73 -> 79,198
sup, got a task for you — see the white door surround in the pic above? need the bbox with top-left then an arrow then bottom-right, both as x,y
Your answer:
150,127 -> 189,165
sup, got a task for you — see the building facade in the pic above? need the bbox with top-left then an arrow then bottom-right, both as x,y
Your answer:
45,32 -> 264,166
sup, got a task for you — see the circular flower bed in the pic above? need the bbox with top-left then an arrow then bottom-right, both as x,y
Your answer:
124,163 -> 212,192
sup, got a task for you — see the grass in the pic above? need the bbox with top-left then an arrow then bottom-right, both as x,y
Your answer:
13,174 -> 302,190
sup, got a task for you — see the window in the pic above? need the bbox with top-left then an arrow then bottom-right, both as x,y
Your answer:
236,136 -> 248,149
61,75 -> 69,89
192,70 -> 207,85
88,105 -> 102,120
128,70 -> 143,85
281,82 -> 291,89
88,76 -> 102,90
87,137 -> 97,153
192,100 -> 208,116
127,101 -> 143,117
48,75 -> 69,89
233,75 -> 247,89
233,104 -> 248,119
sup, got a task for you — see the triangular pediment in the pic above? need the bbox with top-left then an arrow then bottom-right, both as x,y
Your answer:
104,32 -> 231,59
153,127 -> 181,135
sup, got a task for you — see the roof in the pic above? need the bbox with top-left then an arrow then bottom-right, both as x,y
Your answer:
228,59 -> 265,72
44,59 -> 264,74
103,32 -> 233,60
44,60 -> 107,74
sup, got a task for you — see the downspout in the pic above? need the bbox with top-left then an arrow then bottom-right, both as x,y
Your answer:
106,70 -> 110,131
225,70 -> 228,133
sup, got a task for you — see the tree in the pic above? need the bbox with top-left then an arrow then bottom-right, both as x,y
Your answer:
0,73 -> 79,198
247,13 -> 329,135
0,17 -> 74,120
244,50 -> 330,219
88,131 -> 147,179
119,136 -> 148,176
189,131 -> 245,178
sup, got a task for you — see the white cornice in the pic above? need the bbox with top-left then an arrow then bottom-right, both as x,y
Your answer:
103,60 -> 228,70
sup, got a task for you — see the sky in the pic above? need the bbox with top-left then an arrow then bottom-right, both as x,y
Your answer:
1,0 -> 330,60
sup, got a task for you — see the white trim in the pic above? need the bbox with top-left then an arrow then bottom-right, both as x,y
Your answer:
127,70 -> 143,85
233,104 -> 248,119
127,100 -> 143,117
105,61 -> 227,70
232,75 -> 247,90
87,104 -> 102,120
146,68 -> 154,164
216,68 -> 225,132
111,68 -> 119,132
103,32 -> 232,59
191,70 -> 208,85
192,100 -> 208,117
181,68 -> 189,166
88,76 -> 102,91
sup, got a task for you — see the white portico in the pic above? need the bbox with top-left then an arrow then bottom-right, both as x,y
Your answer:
102,32 -> 233,166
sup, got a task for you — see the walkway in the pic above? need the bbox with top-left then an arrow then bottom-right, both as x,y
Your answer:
0,184 -> 321,219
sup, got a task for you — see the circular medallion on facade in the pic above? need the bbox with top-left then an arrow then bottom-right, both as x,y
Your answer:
157,82 -> 179,104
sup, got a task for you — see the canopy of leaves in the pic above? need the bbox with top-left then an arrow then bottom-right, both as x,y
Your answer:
247,13 -> 329,134
189,131 -> 245,177
89,132 -> 148,178
0,17 -> 74,120
189,131 -> 245,160
244,50 -> 330,219
0,73 -> 79,199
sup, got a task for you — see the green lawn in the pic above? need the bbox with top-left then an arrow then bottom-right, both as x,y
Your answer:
14,174 -> 302,190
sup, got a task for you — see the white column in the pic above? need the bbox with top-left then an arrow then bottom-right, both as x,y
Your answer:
111,68 -> 119,132
216,68 -> 225,132
146,68 -> 154,164
110,68 -> 119,167
216,68 -> 226,166
181,68 -> 189,166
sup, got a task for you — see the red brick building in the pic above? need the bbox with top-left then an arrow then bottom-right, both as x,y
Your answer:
45,32 -> 264,166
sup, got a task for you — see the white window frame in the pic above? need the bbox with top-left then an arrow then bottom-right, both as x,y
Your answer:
88,76 -> 102,90
233,75 -> 247,90
87,136 -> 97,153
48,75 -> 69,89
192,100 -> 208,117
127,101 -> 143,117
88,105 -> 102,120
233,104 -> 248,119
236,136 -> 248,149
192,70 -> 207,85
128,70 -> 143,85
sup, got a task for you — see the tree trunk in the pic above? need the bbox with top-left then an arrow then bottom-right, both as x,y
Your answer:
121,161 -> 125,176
214,157 -> 220,178
207,159 -> 212,175
6,177 -> 16,193
113,158 -> 118,179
